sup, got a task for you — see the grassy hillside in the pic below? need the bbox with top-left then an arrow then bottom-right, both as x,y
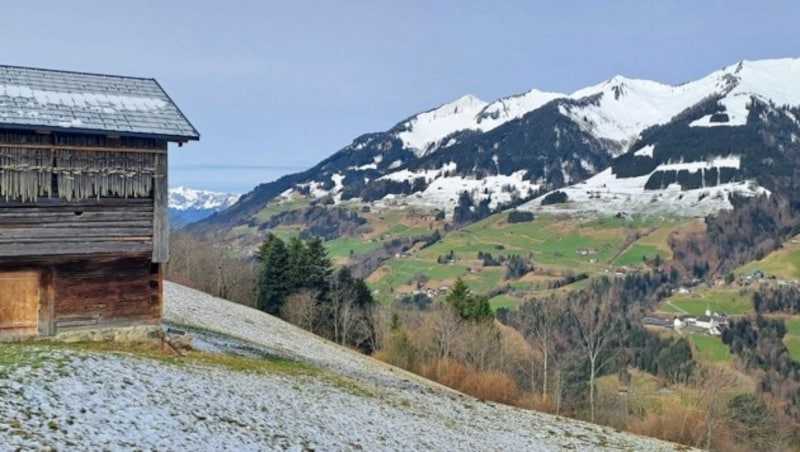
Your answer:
352,211 -> 697,305
658,287 -> 753,316
208,198 -> 701,308
737,238 -> 800,280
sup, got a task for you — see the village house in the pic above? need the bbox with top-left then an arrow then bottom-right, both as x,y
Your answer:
673,307 -> 729,336
0,65 -> 198,340
642,316 -> 672,328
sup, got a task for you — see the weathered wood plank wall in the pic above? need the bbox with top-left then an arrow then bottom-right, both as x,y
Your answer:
0,198 -> 154,257
52,256 -> 160,332
0,254 -> 160,336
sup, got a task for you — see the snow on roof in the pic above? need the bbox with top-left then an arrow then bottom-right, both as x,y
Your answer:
0,65 -> 199,141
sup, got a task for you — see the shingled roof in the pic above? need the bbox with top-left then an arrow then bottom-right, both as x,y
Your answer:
0,65 -> 199,141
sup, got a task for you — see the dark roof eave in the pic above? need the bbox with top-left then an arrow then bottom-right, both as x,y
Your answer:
0,123 -> 200,143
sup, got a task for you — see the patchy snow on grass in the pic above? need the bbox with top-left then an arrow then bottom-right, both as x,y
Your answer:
379,161 -> 458,184
0,283 -> 685,450
525,155 -> 764,217
375,169 -> 539,213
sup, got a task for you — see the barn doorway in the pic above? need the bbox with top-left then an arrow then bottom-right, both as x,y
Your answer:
0,271 -> 41,336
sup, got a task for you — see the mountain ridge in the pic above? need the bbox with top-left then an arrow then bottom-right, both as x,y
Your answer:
168,186 -> 240,227
190,57 -> 800,235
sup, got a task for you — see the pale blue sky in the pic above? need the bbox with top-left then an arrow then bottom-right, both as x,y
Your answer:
2,1 -> 798,192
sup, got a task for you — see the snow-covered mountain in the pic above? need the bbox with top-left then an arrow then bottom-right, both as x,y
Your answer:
192,58 -> 800,233
170,186 -> 240,211
168,187 -> 240,227
391,59 -> 800,159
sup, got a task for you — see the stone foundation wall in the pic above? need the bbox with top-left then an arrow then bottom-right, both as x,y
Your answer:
50,324 -> 162,343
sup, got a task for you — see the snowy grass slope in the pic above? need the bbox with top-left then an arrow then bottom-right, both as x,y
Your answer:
378,162 -> 538,212
525,156 -> 766,217
0,282 -> 687,450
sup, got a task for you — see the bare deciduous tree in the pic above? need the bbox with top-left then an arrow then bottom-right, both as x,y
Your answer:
519,297 -> 562,399
568,287 -> 621,423
280,289 -> 319,333
454,320 -> 502,372
425,303 -> 463,375
165,232 -> 258,306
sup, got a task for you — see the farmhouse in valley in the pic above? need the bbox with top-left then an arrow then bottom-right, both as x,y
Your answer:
0,65 -> 198,339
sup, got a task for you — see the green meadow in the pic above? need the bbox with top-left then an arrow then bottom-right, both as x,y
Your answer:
659,288 -> 753,316
690,334 -> 733,363
257,206 -> 694,308
324,237 -> 382,261
786,318 -> 800,361
738,244 -> 800,280
489,294 -> 519,312
614,244 -> 663,267
254,197 -> 310,223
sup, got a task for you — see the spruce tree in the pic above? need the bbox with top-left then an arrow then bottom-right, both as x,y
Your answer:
305,236 -> 332,296
285,236 -> 309,293
446,277 -> 493,322
257,234 -> 290,315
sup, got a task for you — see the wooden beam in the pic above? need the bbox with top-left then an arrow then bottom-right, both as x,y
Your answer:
152,153 -> 169,263
0,228 -> 153,240
39,269 -> 55,336
0,241 -> 152,256
0,199 -> 153,209
0,143 -> 166,154
0,252 -> 151,267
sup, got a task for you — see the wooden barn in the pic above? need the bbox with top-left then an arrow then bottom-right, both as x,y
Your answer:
0,65 -> 198,340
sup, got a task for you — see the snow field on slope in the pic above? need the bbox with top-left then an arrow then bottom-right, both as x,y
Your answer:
377,167 -> 538,213
474,89 -> 564,131
525,156 -> 765,217
162,282 -> 684,451
0,283 -> 690,450
565,75 -> 718,145
396,95 -> 488,155
396,90 -> 565,155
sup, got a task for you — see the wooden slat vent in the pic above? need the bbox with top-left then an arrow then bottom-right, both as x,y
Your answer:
0,147 -> 158,202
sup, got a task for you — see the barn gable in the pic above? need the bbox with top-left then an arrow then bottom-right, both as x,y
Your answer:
0,65 -> 198,340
